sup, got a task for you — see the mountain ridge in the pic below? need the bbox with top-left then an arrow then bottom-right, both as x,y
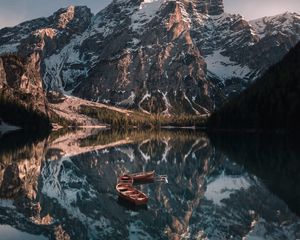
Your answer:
0,1 -> 300,115
208,40 -> 300,130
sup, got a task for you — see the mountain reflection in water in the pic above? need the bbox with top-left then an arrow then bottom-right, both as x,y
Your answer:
0,129 -> 299,240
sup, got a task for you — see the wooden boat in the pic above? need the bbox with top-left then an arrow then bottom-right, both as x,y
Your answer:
129,170 -> 155,182
117,175 -> 133,185
115,170 -> 162,206
116,183 -> 148,205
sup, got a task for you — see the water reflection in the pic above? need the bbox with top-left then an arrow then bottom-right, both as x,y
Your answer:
0,129 -> 299,239
210,132 -> 300,216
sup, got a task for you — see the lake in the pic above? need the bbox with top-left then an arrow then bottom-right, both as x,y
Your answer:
0,129 -> 299,239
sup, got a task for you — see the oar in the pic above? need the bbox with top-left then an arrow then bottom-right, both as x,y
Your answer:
154,175 -> 168,183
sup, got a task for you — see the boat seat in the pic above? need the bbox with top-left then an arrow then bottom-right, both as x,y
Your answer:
127,192 -> 140,196
124,190 -> 136,194
118,187 -> 129,191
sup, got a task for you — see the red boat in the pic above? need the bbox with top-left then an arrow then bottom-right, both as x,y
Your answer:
116,170 -> 158,206
118,175 -> 134,185
116,183 -> 148,205
129,170 -> 155,182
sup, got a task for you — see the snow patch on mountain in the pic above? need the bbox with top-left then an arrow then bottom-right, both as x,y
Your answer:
43,32 -> 89,90
117,91 -> 136,106
183,92 -> 200,115
161,91 -> 172,115
131,0 -> 166,32
250,12 -> 300,39
205,49 -> 252,81
0,43 -> 19,55
138,91 -> 151,114
92,16 -> 123,38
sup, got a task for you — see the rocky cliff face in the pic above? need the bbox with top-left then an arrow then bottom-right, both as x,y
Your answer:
0,1 -> 300,114
0,54 -> 48,117
0,5 -> 92,90
72,0 -> 222,114
0,6 -> 92,127
193,0 -> 224,15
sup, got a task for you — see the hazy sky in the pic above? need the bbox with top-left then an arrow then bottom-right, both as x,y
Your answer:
0,0 -> 300,29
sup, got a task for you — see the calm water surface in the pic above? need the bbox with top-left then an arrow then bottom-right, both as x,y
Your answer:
0,129 -> 299,239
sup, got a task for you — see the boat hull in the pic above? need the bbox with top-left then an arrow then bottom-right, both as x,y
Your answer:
129,171 -> 155,182
116,183 -> 148,205
118,175 -> 134,185
116,171 -> 155,206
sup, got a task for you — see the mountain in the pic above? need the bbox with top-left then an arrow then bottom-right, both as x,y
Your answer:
0,1 -> 300,114
0,54 -> 50,131
208,40 -> 300,131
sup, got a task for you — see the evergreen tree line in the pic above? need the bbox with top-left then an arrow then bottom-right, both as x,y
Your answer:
208,41 -> 300,131
79,105 -> 208,130
0,91 -> 51,133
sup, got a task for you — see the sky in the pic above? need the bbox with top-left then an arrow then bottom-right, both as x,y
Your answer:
0,0 -> 300,29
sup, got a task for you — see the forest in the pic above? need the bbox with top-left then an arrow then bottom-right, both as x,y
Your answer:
208,41 -> 300,131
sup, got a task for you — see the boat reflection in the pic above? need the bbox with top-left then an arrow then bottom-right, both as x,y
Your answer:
117,197 -> 148,212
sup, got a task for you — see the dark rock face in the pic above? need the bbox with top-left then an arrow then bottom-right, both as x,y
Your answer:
194,0 -> 224,15
0,54 -> 48,116
0,1 -> 300,114
0,164 -> 22,198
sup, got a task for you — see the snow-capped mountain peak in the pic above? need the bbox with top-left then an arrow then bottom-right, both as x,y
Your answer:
250,12 -> 300,39
0,0 -> 300,114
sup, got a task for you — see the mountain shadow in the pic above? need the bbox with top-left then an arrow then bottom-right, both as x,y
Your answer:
0,54 -> 51,131
208,41 -> 300,131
